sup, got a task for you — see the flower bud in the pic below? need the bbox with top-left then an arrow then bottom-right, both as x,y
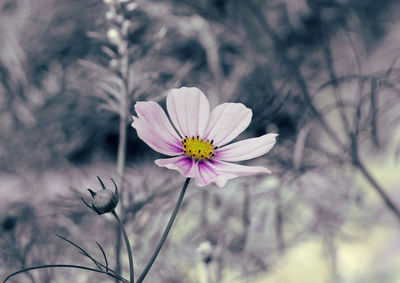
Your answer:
197,241 -> 213,264
105,11 -> 115,21
126,2 -> 138,11
107,28 -> 121,45
109,58 -> 119,69
82,177 -> 119,215
92,189 -> 119,214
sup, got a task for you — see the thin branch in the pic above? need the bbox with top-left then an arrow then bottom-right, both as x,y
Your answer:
3,264 -> 128,283
55,234 -> 122,279
321,35 -> 351,134
345,32 -> 362,76
96,241 -> 109,273
56,234 -> 103,271
354,157 -> 400,222
370,79 -> 379,147
245,0 -> 344,149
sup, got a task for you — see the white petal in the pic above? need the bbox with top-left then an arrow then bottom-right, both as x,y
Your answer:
215,133 -> 278,161
211,160 -> 271,176
132,101 -> 182,156
203,103 -> 252,147
155,156 -> 196,177
194,159 -> 270,188
194,161 -> 235,188
167,87 -> 210,138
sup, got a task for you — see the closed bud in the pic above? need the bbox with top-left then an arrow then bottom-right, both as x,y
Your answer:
107,28 -> 120,45
197,241 -> 214,264
82,177 -> 119,215
109,58 -> 119,69
126,2 -> 138,11
105,11 -> 115,21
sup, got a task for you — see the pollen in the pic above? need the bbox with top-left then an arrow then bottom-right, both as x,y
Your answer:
182,136 -> 216,160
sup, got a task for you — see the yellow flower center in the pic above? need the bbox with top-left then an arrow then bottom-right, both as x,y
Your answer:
182,136 -> 217,160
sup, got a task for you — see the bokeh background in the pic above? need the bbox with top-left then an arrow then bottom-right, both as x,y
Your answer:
1,0 -> 400,282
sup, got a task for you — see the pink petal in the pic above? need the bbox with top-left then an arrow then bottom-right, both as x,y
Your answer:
166,87 -> 210,138
211,160 -> 271,175
194,161 -> 235,188
132,101 -> 182,156
215,133 -> 278,162
194,160 -> 271,188
155,156 -> 196,177
203,103 -> 252,147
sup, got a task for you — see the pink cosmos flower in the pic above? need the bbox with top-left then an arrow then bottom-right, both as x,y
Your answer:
131,87 -> 277,188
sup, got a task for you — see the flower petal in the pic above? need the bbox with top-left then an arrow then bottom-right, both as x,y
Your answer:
167,87 -> 210,138
215,133 -> 278,162
132,101 -> 182,156
211,160 -> 271,176
194,161 -> 235,188
203,103 -> 252,147
155,156 -> 196,177
194,160 -> 271,188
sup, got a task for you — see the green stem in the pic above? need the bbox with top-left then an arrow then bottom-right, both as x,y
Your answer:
3,264 -> 128,283
115,83 -> 128,282
136,178 -> 191,283
112,210 -> 135,283
117,110 -> 127,188
114,110 -> 126,282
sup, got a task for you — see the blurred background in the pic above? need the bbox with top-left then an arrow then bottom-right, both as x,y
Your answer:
1,0 -> 400,282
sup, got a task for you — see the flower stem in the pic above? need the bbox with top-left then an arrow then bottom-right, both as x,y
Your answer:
136,178 -> 191,283
115,80 -> 128,282
112,210 -> 134,283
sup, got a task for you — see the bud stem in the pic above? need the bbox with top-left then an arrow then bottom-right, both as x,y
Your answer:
136,178 -> 191,283
112,210 -> 134,283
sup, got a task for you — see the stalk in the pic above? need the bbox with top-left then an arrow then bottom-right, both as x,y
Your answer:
112,210 -> 134,283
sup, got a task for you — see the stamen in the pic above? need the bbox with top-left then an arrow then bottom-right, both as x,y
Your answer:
181,136 -> 215,160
